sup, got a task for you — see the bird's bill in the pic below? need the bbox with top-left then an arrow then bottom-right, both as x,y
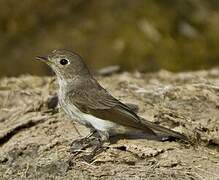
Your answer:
35,56 -> 48,62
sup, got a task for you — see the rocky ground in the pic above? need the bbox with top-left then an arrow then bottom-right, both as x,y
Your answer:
0,69 -> 219,179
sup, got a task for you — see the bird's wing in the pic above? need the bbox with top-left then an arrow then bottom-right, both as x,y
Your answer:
67,80 -> 187,141
67,86 -> 155,134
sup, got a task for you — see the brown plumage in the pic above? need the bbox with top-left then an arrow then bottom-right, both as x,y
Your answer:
36,49 -> 188,142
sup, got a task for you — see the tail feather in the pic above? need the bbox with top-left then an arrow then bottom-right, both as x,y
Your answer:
140,117 -> 188,141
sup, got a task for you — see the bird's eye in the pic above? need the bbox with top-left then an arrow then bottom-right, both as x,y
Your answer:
60,59 -> 69,65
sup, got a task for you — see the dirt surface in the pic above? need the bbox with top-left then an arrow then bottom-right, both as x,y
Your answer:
0,69 -> 219,179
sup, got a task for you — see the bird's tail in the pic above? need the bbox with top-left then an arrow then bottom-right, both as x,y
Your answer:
140,117 -> 188,141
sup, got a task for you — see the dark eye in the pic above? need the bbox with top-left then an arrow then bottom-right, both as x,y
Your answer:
60,59 -> 69,65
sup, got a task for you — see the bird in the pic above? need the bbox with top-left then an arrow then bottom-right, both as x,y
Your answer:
36,49 -> 187,144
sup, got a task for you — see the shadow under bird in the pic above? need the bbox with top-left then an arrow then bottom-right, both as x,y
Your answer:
36,49 -> 187,144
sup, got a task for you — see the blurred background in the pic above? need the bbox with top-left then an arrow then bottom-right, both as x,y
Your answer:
0,0 -> 219,77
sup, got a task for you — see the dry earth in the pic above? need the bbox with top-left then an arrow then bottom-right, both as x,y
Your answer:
0,69 -> 219,179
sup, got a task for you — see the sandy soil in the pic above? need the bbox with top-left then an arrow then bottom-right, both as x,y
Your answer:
0,69 -> 218,179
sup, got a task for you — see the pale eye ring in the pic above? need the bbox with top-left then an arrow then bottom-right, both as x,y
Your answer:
60,59 -> 69,65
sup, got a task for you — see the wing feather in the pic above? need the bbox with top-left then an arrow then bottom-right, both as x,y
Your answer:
67,87 -> 155,134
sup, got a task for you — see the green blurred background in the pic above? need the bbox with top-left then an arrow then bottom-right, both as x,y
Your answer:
0,0 -> 219,77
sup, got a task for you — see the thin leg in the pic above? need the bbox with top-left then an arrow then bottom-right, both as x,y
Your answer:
97,131 -> 110,142
72,123 -> 82,138
70,129 -> 99,153
85,129 -> 97,139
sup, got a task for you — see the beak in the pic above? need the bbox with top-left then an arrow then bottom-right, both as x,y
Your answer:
35,56 -> 48,62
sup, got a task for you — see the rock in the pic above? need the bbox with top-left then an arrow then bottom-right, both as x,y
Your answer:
0,69 -> 219,179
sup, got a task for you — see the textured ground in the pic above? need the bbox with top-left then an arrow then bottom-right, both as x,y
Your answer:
0,69 -> 219,179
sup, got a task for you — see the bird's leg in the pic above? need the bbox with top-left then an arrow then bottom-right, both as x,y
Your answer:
85,129 -> 98,139
70,130 -> 108,154
70,129 -> 100,153
86,130 -> 110,153
97,130 -> 110,142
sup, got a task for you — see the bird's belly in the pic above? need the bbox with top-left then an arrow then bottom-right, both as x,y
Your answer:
83,113 -> 123,132
58,88 -> 135,134
61,102 -> 88,126
61,100 -> 130,134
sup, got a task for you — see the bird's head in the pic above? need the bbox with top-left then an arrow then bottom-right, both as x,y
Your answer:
36,49 -> 90,80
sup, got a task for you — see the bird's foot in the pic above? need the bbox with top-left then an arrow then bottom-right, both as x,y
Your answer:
70,130 -> 104,153
70,136 -> 101,152
69,136 -> 106,163
69,131 -> 110,162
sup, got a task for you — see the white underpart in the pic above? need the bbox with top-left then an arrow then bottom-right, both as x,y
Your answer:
57,77 -> 128,134
62,101 -> 129,134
